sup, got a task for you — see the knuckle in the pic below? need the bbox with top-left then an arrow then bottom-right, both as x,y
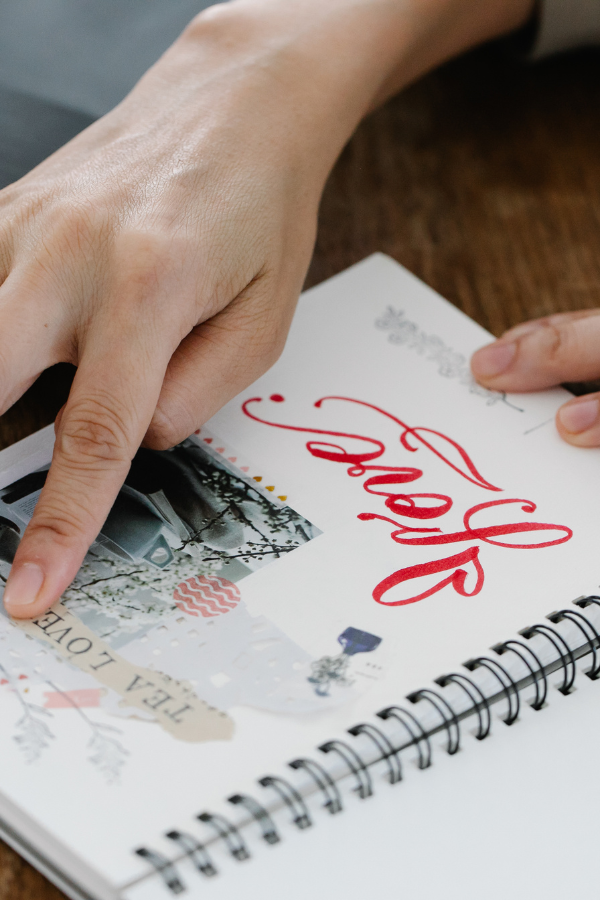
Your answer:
0,345 -> 14,390
0,226 -> 13,278
57,396 -> 132,468
263,329 -> 287,368
148,396 -> 193,451
544,322 -> 568,365
183,2 -> 236,41
245,316 -> 287,372
542,320 -> 581,370
145,425 -> 181,453
225,319 -> 287,388
43,202 -> 108,261
13,202 -> 112,296
28,501 -> 94,543
111,231 -> 184,323
116,232 -> 173,287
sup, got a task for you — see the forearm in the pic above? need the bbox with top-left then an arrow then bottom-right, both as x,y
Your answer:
152,0 -> 536,181
369,0 -> 537,104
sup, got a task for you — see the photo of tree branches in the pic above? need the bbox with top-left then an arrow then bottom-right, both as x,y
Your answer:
0,438 -> 320,640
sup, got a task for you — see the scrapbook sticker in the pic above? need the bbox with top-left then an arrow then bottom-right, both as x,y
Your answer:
308,627 -> 383,696
0,432 -> 349,762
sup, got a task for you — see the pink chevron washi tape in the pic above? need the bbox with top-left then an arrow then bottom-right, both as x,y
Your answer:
173,575 -> 241,618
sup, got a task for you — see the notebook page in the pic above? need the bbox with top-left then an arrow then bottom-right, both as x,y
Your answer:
0,253 -> 598,894
123,646 -> 600,900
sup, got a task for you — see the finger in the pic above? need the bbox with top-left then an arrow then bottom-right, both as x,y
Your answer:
0,213 -> 15,286
144,281 -> 296,449
555,391 -> 600,447
471,310 -> 600,392
54,404 -> 66,434
4,321 -> 173,618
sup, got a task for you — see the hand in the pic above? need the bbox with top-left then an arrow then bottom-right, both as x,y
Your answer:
1,0 -> 535,619
471,311 -> 600,446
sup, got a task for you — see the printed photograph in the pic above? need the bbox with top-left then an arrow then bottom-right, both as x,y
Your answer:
0,436 -> 320,642
0,435 -> 386,780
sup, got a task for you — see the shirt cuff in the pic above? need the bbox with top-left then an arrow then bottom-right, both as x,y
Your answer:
532,0 -> 600,58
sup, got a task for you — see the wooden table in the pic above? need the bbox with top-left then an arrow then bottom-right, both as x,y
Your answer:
1,41 -> 600,900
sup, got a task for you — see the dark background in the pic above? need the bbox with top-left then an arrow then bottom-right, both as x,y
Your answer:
1,41 -> 600,899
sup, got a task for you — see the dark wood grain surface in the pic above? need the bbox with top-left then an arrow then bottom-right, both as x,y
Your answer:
2,42 -> 600,899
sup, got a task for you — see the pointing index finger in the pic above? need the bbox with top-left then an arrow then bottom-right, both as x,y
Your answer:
3,333 -> 171,618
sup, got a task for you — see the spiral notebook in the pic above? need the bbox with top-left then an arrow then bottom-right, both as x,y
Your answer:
1,253 -> 600,900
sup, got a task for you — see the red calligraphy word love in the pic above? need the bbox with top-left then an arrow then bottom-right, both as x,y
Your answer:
359,499 -> 572,605
242,395 -> 572,607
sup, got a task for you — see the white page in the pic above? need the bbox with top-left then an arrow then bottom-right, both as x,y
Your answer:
123,661 -> 600,900
0,254 -> 598,894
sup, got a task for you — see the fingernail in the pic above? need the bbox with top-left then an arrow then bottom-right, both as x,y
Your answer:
471,341 -> 517,379
4,563 -> 45,609
558,398 -> 599,434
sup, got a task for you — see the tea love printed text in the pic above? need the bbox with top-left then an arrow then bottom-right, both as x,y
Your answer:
16,604 -> 234,742
242,395 -> 572,606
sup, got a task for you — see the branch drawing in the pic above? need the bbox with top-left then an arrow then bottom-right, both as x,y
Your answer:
46,682 -> 129,784
0,663 -> 55,763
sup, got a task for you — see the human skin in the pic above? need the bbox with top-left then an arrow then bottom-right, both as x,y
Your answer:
1,0 -> 535,617
471,313 -> 600,446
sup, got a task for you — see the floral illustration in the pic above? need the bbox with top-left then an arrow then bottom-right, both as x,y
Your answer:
0,663 -> 55,763
0,660 -> 128,781
46,682 -> 128,784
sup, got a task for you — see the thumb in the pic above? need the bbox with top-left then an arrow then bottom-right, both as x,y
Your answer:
471,309 -> 600,448
471,310 -> 600,393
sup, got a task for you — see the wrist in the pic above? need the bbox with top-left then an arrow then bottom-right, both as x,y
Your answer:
136,0 -> 535,186
147,0 -> 409,182
373,0 -> 536,103
180,0 -> 534,136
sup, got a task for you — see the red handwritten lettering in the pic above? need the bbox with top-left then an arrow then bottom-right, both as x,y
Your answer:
242,394 -> 573,609
362,499 -> 572,550
363,471 -> 453,519
242,395 -> 501,491
372,547 -> 485,606
463,500 -> 573,549
315,397 -> 501,492
357,512 -> 443,538
242,397 -> 386,469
